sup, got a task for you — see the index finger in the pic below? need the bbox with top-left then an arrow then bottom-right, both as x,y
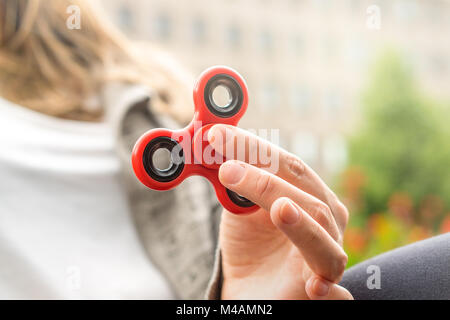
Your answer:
219,160 -> 341,240
208,124 -> 347,229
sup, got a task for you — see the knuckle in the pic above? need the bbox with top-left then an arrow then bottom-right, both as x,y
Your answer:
301,223 -> 320,247
336,233 -> 344,246
310,201 -> 343,241
325,250 -> 347,283
334,251 -> 348,279
311,202 -> 333,227
286,154 -> 306,179
255,173 -> 276,199
335,200 -> 350,227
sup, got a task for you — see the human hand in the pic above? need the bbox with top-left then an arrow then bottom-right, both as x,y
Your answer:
208,124 -> 353,300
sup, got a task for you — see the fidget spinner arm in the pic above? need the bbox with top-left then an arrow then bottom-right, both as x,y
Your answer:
132,66 -> 258,214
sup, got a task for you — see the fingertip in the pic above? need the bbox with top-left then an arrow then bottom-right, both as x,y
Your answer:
218,160 -> 246,185
270,197 -> 288,223
270,197 -> 287,213
207,124 -> 232,144
306,276 -> 330,299
305,277 -> 314,298
207,124 -> 221,144
270,198 -> 301,226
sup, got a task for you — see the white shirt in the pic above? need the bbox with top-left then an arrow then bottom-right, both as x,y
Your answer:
0,97 -> 174,299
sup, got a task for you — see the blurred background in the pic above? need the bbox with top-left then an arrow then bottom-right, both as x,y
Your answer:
100,0 -> 450,266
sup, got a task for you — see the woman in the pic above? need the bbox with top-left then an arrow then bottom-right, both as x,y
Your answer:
0,0 -> 354,299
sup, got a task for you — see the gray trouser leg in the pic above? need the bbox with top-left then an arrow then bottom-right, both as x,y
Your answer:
340,233 -> 450,300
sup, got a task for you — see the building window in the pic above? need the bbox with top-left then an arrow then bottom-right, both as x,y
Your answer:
117,6 -> 133,32
154,12 -> 171,40
323,135 -> 347,174
429,54 -> 448,78
259,83 -> 278,111
257,30 -> 274,54
426,2 -> 445,24
226,24 -> 241,49
347,0 -> 361,12
291,132 -> 319,167
312,0 -> 332,10
191,17 -> 206,44
278,134 -> 289,150
321,35 -> 337,61
291,34 -> 304,56
323,91 -> 342,116
393,0 -> 419,22
290,86 -> 310,114
345,38 -> 368,67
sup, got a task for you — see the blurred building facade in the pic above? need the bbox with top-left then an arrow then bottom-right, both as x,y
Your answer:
100,0 -> 450,178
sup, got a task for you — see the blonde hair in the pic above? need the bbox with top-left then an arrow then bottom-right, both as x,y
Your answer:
0,0 -> 192,122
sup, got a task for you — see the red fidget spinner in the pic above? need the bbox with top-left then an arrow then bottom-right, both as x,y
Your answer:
132,66 -> 259,214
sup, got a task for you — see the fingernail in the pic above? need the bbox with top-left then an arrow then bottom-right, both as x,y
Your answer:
207,126 -> 216,144
314,278 -> 330,297
208,125 -> 223,145
280,200 -> 300,225
208,125 -> 235,150
220,161 -> 246,185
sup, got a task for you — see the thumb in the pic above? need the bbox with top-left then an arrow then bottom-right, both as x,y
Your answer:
305,276 -> 354,300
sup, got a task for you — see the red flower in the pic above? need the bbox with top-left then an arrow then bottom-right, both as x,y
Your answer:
440,215 -> 450,234
388,192 -> 413,224
341,166 -> 366,205
345,228 -> 367,253
419,195 -> 444,226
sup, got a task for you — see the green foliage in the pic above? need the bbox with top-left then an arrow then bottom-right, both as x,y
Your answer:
348,50 -> 450,217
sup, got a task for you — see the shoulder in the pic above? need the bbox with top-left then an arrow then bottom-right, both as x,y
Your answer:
102,82 -> 181,155
104,83 -> 220,299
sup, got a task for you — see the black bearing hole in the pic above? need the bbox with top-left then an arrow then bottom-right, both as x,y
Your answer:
204,74 -> 243,118
152,148 -> 172,172
235,193 -> 248,202
212,85 -> 232,109
143,136 -> 184,183
226,189 -> 255,208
